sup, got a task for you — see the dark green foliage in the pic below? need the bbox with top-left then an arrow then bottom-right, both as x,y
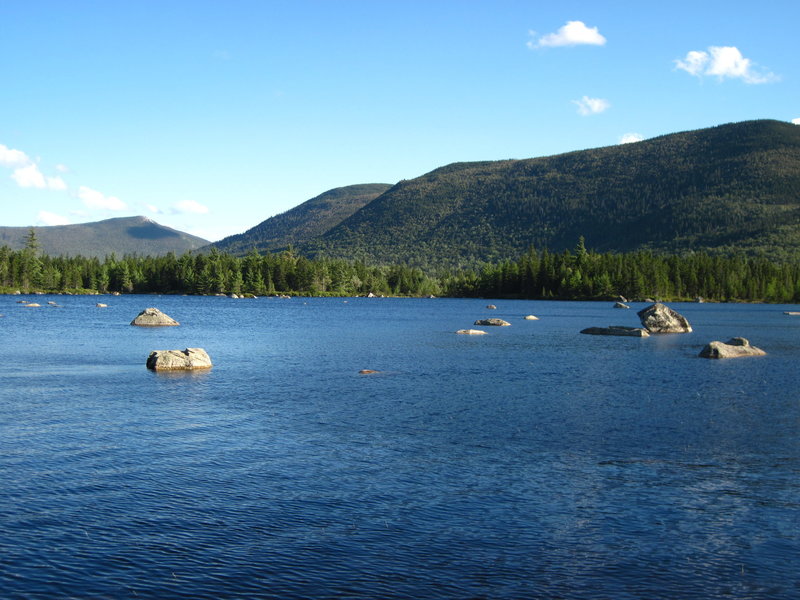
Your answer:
208,184 -> 392,255
1,243 -> 799,303
445,245 -> 800,303
0,216 -> 210,258
302,120 -> 800,267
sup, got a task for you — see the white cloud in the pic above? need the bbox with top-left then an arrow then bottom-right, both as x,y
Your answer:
675,46 -> 778,84
793,118 -> 800,125
47,176 -> 67,190
619,133 -> 644,144
55,164 -> 69,173
172,199 -> 210,214
11,163 -> 68,190
0,144 -> 30,167
37,211 -> 71,226
78,185 -> 127,211
528,21 -> 606,49
146,204 -> 162,214
573,96 -> 610,116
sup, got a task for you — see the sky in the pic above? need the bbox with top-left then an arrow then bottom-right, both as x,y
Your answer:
1,1 -> 798,242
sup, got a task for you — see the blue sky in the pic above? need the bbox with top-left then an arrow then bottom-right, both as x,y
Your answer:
1,1 -> 798,242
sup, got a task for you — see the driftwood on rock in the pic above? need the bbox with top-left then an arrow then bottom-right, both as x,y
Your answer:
474,318 -> 510,326
580,326 -> 650,337
637,302 -> 692,333
699,337 -> 766,359
131,307 -> 180,326
146,348 -> 212,371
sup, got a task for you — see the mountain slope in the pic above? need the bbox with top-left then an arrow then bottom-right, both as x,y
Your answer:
301,119 -> 800,267
209,183 -> 392,255
0,216 -> 210,258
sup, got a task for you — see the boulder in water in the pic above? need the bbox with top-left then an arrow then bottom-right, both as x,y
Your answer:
474,318 -> 510,326
456,329 -> 488,335
637,303 -> 692,333
131,307 -> 180,326
146,348 -> 212,371
580,326 -> 649,337
699,337 -> 766,359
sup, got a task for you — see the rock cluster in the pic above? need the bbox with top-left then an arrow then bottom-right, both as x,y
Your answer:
699,337 -> 766,359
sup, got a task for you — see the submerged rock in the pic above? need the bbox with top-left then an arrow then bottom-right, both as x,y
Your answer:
146,348 -> 212,371
96,303 -> 108,308
456,329 -> 488,335
580,326 -> 650,337
699,337 -> 766,359
637,302 -> 692,333
359,369 -> 380,374
474,318 -> 510,327
131,307 -> 180,326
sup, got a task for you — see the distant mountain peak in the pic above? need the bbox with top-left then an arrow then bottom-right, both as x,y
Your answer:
0,216 -> 210,258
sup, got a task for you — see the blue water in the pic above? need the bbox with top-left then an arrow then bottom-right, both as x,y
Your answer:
1,295 -> 798,599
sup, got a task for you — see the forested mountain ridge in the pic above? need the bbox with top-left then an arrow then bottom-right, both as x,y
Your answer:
301,119 -> 800,267
0,216 -> 209,258
208,183 -> 392,255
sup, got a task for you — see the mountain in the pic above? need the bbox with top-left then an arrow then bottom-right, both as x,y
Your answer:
208,183 -> 392,254
0,216 -> 210,258
297,119 -> 800,267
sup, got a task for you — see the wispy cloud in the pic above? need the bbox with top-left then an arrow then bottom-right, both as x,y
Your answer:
528,21 -> 606,49
0,144 -> 30,167
37,210 -> 71,226
619,132 -> 644,144
675,46 -> 778,84
792,118 -> 800,125
2,143 -> 67,190
78,186 -> 127,211
573,96 -> 610,116
172,200 -> 210,215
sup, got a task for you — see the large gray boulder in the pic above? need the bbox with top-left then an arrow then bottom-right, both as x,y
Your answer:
699,337 -> 766,359
637,302 -> 692,333
474,318 -> 510,326
580,326 -> 650,337
146,348 -> 212,371
131,307 -> 179,326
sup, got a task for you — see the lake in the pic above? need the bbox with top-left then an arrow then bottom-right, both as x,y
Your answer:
1,295 -> 798,599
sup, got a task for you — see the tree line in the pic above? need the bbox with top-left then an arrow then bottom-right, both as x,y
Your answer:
2,232 -> 800,303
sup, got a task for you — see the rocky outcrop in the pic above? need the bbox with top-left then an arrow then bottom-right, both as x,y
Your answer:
131,307 -> 179,326
474,318 -> 510,326
523,315 -> 539,320
486,304 -> 497,309
146,348 -> 212,371
580,326 -> 650,337
637,303 -> 692,333
699,337 -> 766,359
456,329 -> 488,335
